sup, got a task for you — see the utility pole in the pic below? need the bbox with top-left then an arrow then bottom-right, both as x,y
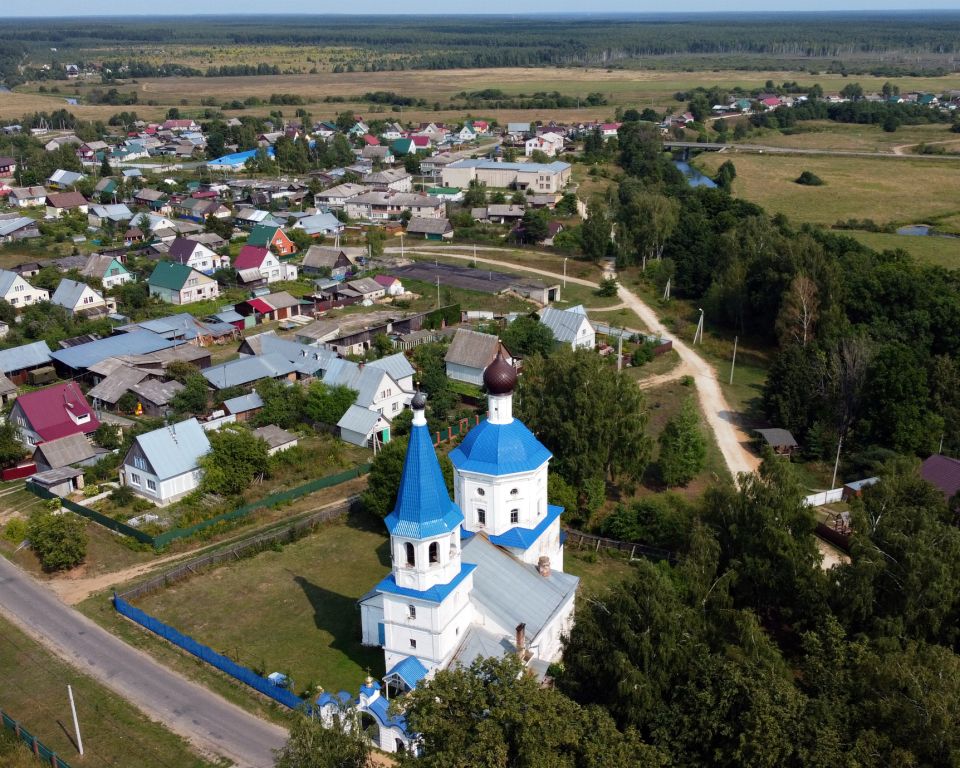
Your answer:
399,232 -> 404,260
617,330 -> 623,371
662,277 -> 671,301
729,335 -> 738,385
436,274 -> 440,309
693,308 -> 704,345
473,243 -> 477,268
67,685 -> 84,756
563,257 -> 567,288
831,435 -> 843,489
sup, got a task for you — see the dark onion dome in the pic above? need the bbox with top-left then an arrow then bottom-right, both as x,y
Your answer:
483,349 -> 517,395
412,390 -> 427,410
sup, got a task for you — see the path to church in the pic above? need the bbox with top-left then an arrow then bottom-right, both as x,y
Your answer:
392,245 -> 760,481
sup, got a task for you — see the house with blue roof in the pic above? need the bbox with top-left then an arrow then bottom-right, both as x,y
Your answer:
358,353 -> 578,753
120,417 -> 211,506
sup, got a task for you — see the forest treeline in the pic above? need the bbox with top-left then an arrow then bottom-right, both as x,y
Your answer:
3,13 -> 960,85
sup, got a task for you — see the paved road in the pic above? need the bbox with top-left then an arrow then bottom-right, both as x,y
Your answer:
0,557 -> 287,768
392,246 -> 760,481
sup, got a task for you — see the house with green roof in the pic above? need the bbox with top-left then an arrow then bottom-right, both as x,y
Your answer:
391,138 -> 415,156
148,261 -> 219,305
247,224 -> 296,256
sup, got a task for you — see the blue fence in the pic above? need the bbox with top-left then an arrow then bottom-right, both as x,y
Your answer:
112,595 -> 307,712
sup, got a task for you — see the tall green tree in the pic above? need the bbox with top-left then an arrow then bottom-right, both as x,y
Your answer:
400,655 -> 665,768
657,397 -> 706,486
274,708 -> 371,768
199,423 -> 270,496
27,509 -> 87,571
580,196 -> 612,262
499,315 -> 554,358
516,348 -> 650,486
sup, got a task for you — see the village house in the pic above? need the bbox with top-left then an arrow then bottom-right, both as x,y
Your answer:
133,188 -> 171,213
313,182 -> 367,209
10,381 -> 100,448
247,224 -> 297,256
45,191 -> 89,219
524,132 -> 564,157
173,197 -> 231,223
406,217 -> 453,241
167,237 -> 229,275
345,192 -> 445,222
51,278 -> 116,317
76,141 -> 109,163
0,216 -> 40,243
373,275 -> 405,296
202,353 -> 298,391
0,270 -> 49,309
0,340 -> 53,385
32,432 -> 106,473
0,156 -> 16,177
537,305 -> 595,350
120,418 -> 211,506
362,169 -> 413,193
234,245 -> 298,285
81,253 -> 133,289
8,186 -> 47,208
129,379 -> 185,418
87,203 -> 133,228
47,169 -> 85,190
444,329 -> 513,386
148,262 -> 220,305
252,425 -> 298,456
294,212 -> 344,238
301,245 -> 363,279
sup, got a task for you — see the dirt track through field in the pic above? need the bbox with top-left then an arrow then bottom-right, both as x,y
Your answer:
393,246 -> 760,482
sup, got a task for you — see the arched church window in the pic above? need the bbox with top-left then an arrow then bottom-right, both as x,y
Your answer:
429,542 -> 439,564
405,542 -> 415,567
510,509 -> 519,524
478,509 -> 486,526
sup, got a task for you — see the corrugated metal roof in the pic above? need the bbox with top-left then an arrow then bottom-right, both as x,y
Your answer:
538,305 -> 592,344
201,352 -> 295,389
489,504 -> 563,550
223,392 -> 264,413
252,424 -> 297,449
336,404 -> 383,435
33,433 -> 101,469
15,382 -> 100,442
52,278 -> 99,310
0,340 -> 52,373
450,417 -> 551,476
50,331 -> 176,371
130,418 -> 210,481
384,419 -> 464,538
462,535 -> 578,640
385,656 -> 429,689
367,352 -> 414,383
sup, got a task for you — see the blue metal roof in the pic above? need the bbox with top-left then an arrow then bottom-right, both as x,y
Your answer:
50,331 -> 176,370
367,692 -> 408,730
384,420 -> 464,539
375,563 -> 477,604
386,656 -> 429,690
489,504 -> 563,550
0,340 -> 52,374
449,418 -> 551,476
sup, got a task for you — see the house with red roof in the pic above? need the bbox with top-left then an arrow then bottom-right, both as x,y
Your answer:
760,97 -> 783,110
362,134 -> 380,146
10,381 -> 100,447
410,135 -> 432,150
234,244 -> 298,285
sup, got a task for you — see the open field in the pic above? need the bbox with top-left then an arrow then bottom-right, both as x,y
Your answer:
845,230 -> 960,269
741,121 -> 960,154
9,67 -> 960,125
0,613 -> 222,768
694,152 -> 960,229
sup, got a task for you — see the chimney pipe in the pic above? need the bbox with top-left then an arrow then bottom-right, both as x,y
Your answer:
515,622 -> 526,657
537,556 -> 551,578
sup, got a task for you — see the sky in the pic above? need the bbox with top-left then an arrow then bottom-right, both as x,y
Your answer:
2,2 -> 960,17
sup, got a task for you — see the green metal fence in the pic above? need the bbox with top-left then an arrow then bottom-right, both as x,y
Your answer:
25,463 -> 371,549
1,708 -> 73,768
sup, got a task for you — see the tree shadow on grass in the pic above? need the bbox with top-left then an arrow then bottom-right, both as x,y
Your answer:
344,510 -> 392,568
293,574 -> 384,682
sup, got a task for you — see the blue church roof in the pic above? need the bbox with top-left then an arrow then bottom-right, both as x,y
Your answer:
489,504 -> 564,550
376,563 -> 477,604
385,420 -> 464,539
386,656 -> 429,690
449,418 -> 552,476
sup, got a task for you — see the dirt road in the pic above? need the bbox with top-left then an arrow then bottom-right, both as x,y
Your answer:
393,246 -> 760,481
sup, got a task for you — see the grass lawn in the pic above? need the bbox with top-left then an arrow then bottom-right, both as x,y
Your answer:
564,549 -> 637,595
739,121 -> 960,154
625,348 -> 682,381
844,229 -> 960,269
400,277 -> 533,315
0,613 -> 224,768
695,152 -> 960,230
133,511 -> 390,696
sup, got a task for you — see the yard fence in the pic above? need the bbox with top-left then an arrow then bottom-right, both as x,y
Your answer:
117,496 -> 359,602
563,528 -> 677,564
433,415 -> 480,446
802,488 -> 845,507
112,596 -> 307,713
25,464 -> 370,550
1,707 -> 73,768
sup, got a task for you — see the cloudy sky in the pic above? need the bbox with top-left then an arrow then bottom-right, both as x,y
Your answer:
2,3 -> 959,16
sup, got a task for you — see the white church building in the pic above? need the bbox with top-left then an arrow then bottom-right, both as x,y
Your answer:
351,351 -> 578,752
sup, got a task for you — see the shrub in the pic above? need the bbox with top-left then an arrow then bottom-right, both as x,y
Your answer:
3,517 -> 28,543
795,170 -> 824,186
27,509 -> 87,571
110,485 -> 135,506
